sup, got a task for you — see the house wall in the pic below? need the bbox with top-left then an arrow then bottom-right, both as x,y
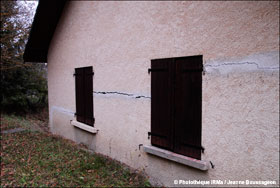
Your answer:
47,1 -> 279,187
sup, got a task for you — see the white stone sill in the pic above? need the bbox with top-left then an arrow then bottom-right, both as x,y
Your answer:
70,120 -> 98,134
143,145 -> 210,171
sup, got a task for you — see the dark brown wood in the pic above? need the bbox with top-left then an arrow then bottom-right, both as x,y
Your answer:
84,67 -> 94,126
151,59 -> 173,150
75,68 -> 85,124
173,56 -> 202,160
75,66 -> 94,126
150,55 -> 202,160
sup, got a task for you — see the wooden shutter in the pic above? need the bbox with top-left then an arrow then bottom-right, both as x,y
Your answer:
174,56 -> 202,160
150,59 -> 173,150
75,66 -> 94,126
75,68 -> 85,124
84,67 -> 94,125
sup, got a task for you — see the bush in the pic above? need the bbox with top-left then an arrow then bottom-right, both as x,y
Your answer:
1,63 -> 48,114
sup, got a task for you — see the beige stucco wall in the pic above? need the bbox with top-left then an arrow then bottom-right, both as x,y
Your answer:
47,1 -> 279,187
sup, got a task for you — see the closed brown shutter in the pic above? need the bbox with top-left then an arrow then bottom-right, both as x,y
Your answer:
150,55 -> 203,160
174,56 -> 202,160
75,66 -> 94,126
150,58 -> 173,150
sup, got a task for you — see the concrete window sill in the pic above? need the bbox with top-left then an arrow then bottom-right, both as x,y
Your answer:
143,145 -> 210,171
70,120 -> 98,134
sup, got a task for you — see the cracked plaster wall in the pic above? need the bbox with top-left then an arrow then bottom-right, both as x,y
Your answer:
47,1 -> 279,187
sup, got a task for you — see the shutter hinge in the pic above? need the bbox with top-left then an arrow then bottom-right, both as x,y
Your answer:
181,142 -> 205,153
181,68 -> 203,73
73,72 -> 94,76
201,146 -> 205,153
148,132 -> 167,139
148,132 -> 151,139
148,68 -> 168,74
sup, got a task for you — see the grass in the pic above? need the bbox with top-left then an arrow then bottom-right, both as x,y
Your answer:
1,113 -> 151,187
1,114 -> 31,131
1,110 -> 49,132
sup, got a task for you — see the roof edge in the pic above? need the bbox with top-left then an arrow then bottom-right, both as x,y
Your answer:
23,0 -> 67,63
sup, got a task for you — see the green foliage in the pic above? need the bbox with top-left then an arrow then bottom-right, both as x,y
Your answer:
1,1 -> 47,113
1,63 -> 48,113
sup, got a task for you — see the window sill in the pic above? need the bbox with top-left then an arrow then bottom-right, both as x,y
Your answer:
143,145 -> 210,171
70,120 -> 98,134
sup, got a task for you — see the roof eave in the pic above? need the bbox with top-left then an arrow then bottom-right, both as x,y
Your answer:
23,0 -> 67,63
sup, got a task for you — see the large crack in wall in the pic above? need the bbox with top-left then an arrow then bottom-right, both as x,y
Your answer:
204,51 -> 279,75
94,52 -> 279,99
204,61 -> 279,70
94,91 -> 151,99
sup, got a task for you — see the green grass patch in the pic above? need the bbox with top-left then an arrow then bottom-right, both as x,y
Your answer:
1,113 -> 48,132
1,114 -> 30,130
1,115 -> 151,187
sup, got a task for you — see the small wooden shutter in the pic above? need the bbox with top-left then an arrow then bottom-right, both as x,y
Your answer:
174,56 -> 202,159
75,68 -> 85,124
75,66 -> 94,126
150,59 -> 173,150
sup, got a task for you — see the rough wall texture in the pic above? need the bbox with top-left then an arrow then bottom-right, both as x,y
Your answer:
47,1 -> 279,187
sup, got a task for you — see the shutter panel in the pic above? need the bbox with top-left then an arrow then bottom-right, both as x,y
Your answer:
84,67 -> 94,126
75,68 -> 85,124
75,66 -> 94,126
174,56 -> 202,160
151,59 -> 173,150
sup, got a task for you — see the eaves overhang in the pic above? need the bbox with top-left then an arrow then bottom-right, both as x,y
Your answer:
23,0 -> 67,63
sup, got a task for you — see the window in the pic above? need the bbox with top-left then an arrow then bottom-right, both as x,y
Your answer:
149,55 -> 203,160
74,66 -> 95,126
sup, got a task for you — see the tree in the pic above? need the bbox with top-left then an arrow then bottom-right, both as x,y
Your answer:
1,0 -> 47,113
